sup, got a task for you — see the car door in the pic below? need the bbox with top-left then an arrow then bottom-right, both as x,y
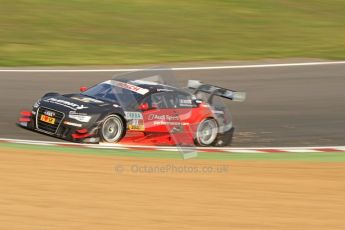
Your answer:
141,92 -> 180,133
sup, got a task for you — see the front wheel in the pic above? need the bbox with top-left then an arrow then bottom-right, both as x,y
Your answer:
100,115 -> 125,143
195,118 -> 218,146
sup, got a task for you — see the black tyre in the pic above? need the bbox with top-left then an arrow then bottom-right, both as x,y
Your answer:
100,115 -> 125,143
195,118 -> 218,146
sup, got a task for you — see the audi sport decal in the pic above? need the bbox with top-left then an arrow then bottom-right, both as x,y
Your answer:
148,114 -> 179,121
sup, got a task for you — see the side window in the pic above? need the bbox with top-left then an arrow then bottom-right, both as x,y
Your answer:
142,92 -> 177,109
176,93 -> 194,108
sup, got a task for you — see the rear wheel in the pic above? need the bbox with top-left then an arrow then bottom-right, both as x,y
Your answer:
100,115 -> 125,143
195,118 -> 218,146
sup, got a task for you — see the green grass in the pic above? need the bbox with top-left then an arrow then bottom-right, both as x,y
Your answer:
0,0 -> 345,66
1,142 -> 345,162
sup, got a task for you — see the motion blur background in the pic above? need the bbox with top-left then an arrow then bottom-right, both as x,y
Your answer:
1,0 -> 344,66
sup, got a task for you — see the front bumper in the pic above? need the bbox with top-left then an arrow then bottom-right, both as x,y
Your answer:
18,109 -> 100,144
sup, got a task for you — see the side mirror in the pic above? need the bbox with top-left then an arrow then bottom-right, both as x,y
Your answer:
138,103 -> 149,111
80,86 -> 88,92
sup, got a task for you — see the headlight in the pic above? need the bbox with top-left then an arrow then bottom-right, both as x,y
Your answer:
69,114 -> 92,122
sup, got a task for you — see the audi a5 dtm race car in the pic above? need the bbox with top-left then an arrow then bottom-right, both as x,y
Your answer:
18,79 -> 245,147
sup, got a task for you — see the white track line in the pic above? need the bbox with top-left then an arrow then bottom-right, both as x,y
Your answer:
0,61 -> 345,72
1,138 -> 344,153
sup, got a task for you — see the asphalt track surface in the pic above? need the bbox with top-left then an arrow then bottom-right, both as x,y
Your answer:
1,62 -> 344,147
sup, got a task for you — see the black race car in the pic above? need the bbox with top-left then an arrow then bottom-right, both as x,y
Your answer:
18,79 -> 245,146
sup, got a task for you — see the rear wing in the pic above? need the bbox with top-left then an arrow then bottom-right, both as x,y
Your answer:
188,80 -> 246,102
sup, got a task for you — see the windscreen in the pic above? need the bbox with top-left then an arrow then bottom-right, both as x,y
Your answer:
81,80 -> 146,107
